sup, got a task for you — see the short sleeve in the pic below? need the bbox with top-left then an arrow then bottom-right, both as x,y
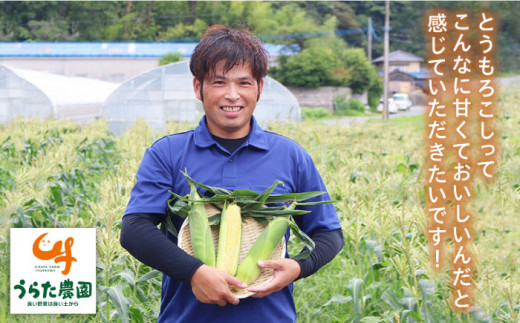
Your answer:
125,138 -> 174,216
293,151 -> 342,235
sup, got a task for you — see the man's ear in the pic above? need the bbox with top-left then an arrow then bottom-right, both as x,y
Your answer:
257,78 -> 264,102
193,77 -> 203,101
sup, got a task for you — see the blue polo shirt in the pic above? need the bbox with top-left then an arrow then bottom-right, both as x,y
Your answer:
125,116 -> 341,323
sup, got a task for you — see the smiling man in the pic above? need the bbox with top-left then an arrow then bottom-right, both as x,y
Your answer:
120,25 -> 343,322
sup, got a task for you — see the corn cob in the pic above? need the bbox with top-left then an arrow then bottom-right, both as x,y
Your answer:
188,181 -> 215,266
235,203 -> 296,284
216,203 -> 242,275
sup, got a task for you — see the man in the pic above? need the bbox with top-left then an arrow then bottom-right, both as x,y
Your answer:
120,25 -> 343,322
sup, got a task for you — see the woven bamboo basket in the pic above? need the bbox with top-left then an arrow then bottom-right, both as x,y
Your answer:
177,204 -> 286,298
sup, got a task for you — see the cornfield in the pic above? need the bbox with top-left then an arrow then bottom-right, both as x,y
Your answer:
1,82 -> 519,322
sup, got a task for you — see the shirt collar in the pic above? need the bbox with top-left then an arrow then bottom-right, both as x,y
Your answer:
194,115 -> 269,151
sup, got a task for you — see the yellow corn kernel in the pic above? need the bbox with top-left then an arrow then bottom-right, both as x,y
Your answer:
216,203 -> 242,275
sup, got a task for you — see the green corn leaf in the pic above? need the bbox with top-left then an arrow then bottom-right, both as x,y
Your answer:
168,191 -> 191,203
116,268 -> 136,285
168,195 -> 211,205
106,284 -> 130,323
288,219 -> 315,260
252,208 -> 310,215
350,171 -> 362,183
234,199 -> 264,205
295,200 -> 337,206
50,185 -> 64,207
167,198 -> 190,219
168,191 -> 248,205
98,303 -> 109,323
180,169 -> 232,195
136,287 -> 149,303
381,289 -> 401,309
242,211 -> 277,218
129,307 -> 144,323
204,195 -> 234,204
418,279 -> 435,300
255,180 -> 284,203
208,213 -> 221,225
244,208 -> 310,218
401,309 -> 422,322
160,215 -> 178,237
323,294 -> 352,307
231,189 -> 261,198
240,202 -> 276,211
349,278 -> 364,320
401,297 -> 417,311
136,270 -> 160,283
264,191 -> 326,203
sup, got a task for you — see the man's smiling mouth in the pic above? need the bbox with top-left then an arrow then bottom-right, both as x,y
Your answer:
221,106 -> 243,112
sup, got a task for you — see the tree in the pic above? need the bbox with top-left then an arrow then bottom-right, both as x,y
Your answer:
158,52 -> 181,66
367,68 -> 383,110
271,47 -> 339,87
157,19 -> 207,41
244,2 -> 278,36
340,48 -> 373,94
271,39 -> 378,95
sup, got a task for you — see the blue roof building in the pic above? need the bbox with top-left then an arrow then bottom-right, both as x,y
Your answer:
0,42 -> 289,82
0,41 -> 288,58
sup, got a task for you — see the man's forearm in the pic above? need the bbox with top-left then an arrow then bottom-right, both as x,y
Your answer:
120,213 -> 203,284
295,229 -> 344,279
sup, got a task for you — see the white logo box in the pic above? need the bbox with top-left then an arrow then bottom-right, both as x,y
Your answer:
10,228 -> 96,314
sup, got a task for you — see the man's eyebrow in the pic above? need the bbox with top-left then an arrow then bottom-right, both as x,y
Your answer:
208,75 -> 254,81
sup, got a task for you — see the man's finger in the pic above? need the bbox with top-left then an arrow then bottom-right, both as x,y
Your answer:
258,259 -> 282,270
225,275 -> 247,289
248,284 -> 270,298
217,299 -> 227,307
224,290 -> 240,306
248,277 -> 280,294
248,282 -> 273,294
250,291 -> 266,298
249,281 -> 280,298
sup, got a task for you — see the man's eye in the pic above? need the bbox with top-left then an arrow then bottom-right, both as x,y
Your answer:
213,81 -> 224,85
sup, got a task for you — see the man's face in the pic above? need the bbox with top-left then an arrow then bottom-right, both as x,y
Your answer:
193,60 -> 264,139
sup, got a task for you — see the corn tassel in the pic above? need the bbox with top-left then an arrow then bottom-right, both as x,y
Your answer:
216,203 -> 242,275
188,181 -> 215,266
235,202 -> 296,284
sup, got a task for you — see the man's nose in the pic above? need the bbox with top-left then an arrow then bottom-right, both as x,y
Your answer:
225,84 -> 240,101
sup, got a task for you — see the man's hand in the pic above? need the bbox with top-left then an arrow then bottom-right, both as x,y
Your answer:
191,265 -> 247,306
247,259 -> 301,298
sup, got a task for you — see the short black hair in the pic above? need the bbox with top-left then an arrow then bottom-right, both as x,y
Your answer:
190,24 -> 268,83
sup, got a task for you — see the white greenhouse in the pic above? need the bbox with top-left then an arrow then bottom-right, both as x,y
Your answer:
102,60 -> 300,134
0,65 -> 119,124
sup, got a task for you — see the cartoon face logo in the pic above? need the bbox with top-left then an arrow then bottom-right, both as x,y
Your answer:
32,233 -> 77,275
39,238 -> 52,251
